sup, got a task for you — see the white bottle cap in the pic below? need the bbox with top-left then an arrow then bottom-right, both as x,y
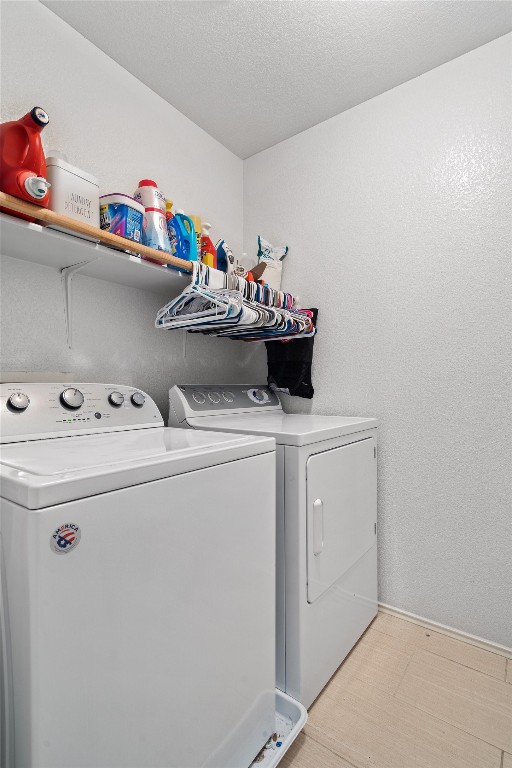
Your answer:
25,176 -> 51,199
202,222 -> 212,235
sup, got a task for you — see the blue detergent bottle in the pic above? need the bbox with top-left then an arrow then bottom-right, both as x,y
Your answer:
167,209 -> 198,262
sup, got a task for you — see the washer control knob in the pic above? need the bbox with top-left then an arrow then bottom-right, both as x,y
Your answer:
108,391 -> 125,407
131,391 -> 145,407
60,388 -> 84,410
222,391 -> 234,403
192,392 -> 206,404
8,392 -> 30,411
208,392 -> 221,404
248,388 -> 269,404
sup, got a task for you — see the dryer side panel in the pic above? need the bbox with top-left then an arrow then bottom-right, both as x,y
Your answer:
276,444 -> 286,692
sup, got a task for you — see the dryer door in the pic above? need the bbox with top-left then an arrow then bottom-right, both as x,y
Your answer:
306,437 -> 377,603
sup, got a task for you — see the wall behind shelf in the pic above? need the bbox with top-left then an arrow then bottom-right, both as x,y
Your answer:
0,255 -> 261,417
244,34 -> 512,647
0,0 -> 266,412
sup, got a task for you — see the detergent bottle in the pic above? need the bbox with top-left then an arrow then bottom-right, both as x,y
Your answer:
190,215 -> 202,262
133,179 -> 171,252
0,107 -> 52,221
167,209 -> 198,262
165,199 -> 179,258
200,222 -> 217,268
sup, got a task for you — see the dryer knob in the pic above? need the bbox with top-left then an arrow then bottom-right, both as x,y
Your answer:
248,388 -> 269,404
131,391 -> 145,407
60,388 -> 84,410
8,392 -> 30,411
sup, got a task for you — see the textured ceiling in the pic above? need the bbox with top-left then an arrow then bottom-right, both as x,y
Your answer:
42,0 -> 512,158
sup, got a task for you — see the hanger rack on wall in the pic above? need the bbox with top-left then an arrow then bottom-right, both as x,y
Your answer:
156,263 -> 315,342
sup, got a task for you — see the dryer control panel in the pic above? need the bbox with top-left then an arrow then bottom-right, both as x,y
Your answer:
169,384 -> 281,424
0,383 -> 163,443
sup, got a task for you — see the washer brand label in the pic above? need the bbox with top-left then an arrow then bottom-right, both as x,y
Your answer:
50,523 -> 81,555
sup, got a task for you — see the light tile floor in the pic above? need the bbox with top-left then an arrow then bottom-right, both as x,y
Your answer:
282,612 -> 512,768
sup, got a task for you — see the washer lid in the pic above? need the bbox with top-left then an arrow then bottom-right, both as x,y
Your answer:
186,413 -> 379,446
0,427 -> 274,509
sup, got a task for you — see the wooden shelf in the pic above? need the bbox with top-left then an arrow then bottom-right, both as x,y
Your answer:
0,213 -> 191,296
0,194 -> 193,347
0,191 -> 193,272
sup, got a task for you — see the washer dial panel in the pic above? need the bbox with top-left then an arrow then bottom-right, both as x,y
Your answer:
0,383 -> 163,443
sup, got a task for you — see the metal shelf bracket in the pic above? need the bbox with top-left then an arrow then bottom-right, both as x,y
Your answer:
61,259 -> 99,348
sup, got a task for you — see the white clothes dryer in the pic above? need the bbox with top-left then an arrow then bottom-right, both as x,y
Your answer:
0,383 -> 277,768
169,385 -> 379,708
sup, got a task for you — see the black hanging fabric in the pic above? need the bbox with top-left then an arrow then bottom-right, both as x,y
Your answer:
265,308 -> 318,399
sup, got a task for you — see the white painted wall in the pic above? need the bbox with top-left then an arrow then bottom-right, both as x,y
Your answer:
244,35 -> 512,646
2,2 -> 510,646
0,0 -> 266,417
0,254 -> 263,419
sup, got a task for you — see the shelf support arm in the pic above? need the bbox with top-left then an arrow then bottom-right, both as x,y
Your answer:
61,259 -> 99,349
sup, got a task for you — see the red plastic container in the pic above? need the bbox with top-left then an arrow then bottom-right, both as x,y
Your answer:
0,107 -> 51,221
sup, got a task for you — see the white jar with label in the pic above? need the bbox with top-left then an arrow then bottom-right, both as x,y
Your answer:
46,155 -> 100,229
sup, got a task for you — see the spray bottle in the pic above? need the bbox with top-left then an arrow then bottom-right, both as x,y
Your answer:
200,222 -> 217,268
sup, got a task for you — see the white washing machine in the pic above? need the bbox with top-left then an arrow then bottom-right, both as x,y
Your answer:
169,385 -> 379,708
0,382 -> 277,768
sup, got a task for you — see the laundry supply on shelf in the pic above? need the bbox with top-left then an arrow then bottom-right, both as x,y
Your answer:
167,208 -> 198,262
257,236 -> 289,292
190,215 -> 202,262
164,200 -> 176,265
134,179 -> 171,252
233,259 -> 267,283
0,107 -> 51,222
200,222 -> 217,267
216,238 -> 235,273
100,193 -> 144,242
47,154 -> 100,228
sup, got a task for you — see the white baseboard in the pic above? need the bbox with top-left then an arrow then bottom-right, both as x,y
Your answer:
378,602 -> 512,658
